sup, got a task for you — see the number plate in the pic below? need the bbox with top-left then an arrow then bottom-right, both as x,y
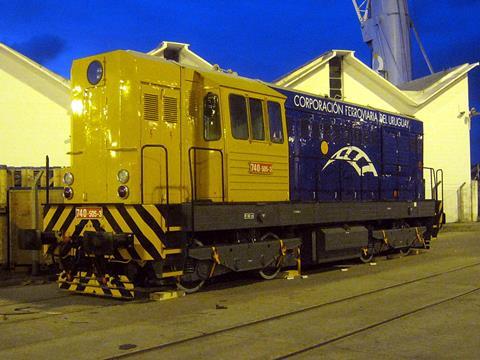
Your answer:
75,207 -> 103,219
249,162 -> 273,175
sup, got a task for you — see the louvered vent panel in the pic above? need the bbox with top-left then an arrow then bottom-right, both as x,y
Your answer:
163,96 -> 178,123
144,93 -> 159,121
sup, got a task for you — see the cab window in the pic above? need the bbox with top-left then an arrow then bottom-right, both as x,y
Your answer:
229,94 -> 248,139
268,101 -> 284,143
249,98 -> 265,140
203,93 -> 221,141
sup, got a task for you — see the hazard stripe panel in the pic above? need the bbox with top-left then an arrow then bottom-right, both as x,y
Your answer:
58,271 -> 135,299
43,204 -> 182,261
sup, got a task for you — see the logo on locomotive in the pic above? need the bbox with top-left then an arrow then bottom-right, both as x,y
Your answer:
322,146 -> 378,177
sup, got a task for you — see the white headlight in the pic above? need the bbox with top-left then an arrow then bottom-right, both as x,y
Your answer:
117,169 -> 129,184
63,172 -> 74,185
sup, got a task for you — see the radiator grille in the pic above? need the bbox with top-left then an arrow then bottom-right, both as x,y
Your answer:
163,96 -> 178,123
143,93 -> 159,121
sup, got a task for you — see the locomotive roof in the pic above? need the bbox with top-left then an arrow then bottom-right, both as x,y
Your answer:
89,50 -> 419,125
124,50 -> 286,99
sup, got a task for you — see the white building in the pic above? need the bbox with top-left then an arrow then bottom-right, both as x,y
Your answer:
275,50 -> 478,223
0,43 -> 70,167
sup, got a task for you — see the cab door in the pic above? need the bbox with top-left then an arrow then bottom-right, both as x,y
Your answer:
191,90 -> 225,202
222,88 -> 289,202
141,83 -> 181,205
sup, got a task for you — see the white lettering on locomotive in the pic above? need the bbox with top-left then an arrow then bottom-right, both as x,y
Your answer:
293,94 -> 410,129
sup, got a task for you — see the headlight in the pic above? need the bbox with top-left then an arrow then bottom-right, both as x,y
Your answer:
118,185 -> 129,199
117,169 -> 129,184
63,172 -> 74,185
63,187 -> 73,200
87,60 -> 103,85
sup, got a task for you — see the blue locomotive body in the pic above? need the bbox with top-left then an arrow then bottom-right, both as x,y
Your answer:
274,88 -> 424,203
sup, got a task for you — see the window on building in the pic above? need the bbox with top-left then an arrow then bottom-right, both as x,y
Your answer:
249,98 -> 265,140
229,94 -> 249,139
267,101 -> 284,143
329,56 -> 343,99
203,93 -> 221,141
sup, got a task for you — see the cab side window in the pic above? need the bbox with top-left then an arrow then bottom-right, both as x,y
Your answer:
268,101 -> 284,143
249,98 -> 265,140
203,93 -> 221,141
229,94 -> 248,140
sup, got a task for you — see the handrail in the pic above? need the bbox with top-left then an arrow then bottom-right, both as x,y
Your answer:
188,147 -> 225,238
140,144 -> 170,231
45,155 -> 50,205
435,169 -> 444,202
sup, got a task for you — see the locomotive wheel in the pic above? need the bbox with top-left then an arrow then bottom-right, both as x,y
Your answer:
360,247 -> 374,263
258,232 -> 282,280
399,247 -> 411,257
259,260 -> 282,280
177,277 -> 205,294
176,239 -> 207,294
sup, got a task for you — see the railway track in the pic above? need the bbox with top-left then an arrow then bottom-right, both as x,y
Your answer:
106,261 -> 480,359
276,287 -> 480,359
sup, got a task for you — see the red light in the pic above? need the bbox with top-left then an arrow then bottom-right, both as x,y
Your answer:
118,185 -> 129,199
63,187 -> 73,199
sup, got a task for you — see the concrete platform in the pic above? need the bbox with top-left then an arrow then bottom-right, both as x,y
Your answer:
0,228 -> 478,359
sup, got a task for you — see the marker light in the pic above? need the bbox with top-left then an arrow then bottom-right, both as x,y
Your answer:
118,185 -> 129,199
117,169 -> 130,184
71,99 -> 84,115
87,60 -> 103,85
63,172 -> 74,185
63,187 -> 74,200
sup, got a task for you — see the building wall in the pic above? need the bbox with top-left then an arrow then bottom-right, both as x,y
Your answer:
284,63 -> 330,96
0,55 -> 70,167
342,61 -> 412,115
413,77 -> 472,222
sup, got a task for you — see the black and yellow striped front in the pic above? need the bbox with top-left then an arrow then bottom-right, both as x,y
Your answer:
58,271 -> 135,299
43,204 -> 182,260
44,203 -> 184,299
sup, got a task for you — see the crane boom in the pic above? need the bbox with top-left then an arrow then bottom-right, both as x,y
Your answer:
352,0 -> 412,85
352,0 -> 371,23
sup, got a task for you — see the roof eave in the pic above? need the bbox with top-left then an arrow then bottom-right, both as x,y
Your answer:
274,50 -> 336,86
416,63 -> 479,104
0,43 -> 69,88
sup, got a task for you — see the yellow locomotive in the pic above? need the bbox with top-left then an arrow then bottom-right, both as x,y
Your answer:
20,50 -> 443,298
29,50 -> 301,298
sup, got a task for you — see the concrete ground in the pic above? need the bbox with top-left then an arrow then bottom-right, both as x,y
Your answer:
0,228 -> 479,359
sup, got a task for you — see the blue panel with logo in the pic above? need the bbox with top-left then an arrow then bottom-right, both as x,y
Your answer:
272,88 -> 423,202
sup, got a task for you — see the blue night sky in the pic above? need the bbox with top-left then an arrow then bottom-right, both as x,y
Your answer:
2,1 -> 479,163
